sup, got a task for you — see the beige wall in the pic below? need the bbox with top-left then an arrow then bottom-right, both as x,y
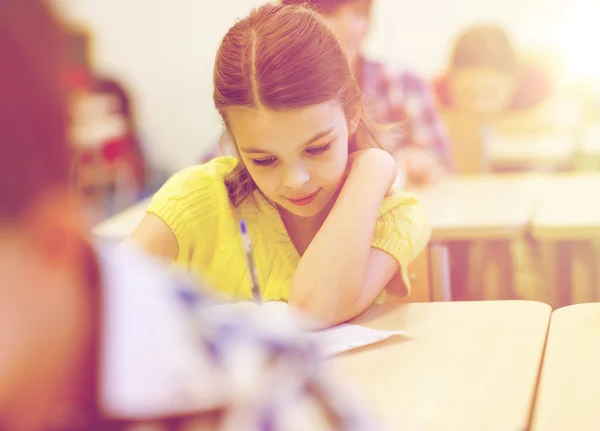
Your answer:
52,0 -> 598,172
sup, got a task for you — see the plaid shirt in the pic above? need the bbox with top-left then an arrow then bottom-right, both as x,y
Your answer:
88,244 -> 380,431
356,57 -> 453,169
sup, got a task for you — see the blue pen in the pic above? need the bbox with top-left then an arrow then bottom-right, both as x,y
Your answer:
239,219 -> 262,302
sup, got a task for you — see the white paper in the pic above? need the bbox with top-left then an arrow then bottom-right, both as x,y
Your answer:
208,301 -> 405,356
312,323 -> 405,356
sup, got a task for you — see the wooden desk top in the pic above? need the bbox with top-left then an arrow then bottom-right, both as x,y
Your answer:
531,173 -> 600,239
415,174 -> 545,241
532,303 -> 600,430
331,301 -> 551,431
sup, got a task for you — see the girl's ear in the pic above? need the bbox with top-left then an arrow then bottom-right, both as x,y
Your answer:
219,130 -> 238,158
348,107 -> 362,136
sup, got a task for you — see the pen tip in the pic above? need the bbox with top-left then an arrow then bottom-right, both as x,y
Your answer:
239,219 -> 247,234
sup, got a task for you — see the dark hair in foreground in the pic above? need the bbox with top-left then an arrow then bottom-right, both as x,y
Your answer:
0,0 -> 72,222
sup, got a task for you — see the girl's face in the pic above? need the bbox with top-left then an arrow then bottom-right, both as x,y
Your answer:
227,101 -> 352,218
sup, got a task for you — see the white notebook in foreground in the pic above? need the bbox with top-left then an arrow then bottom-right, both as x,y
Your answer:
206,301 -> 405,356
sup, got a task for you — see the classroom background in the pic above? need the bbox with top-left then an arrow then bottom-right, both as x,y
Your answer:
7,1 -> 600,429
55,0 -> 600,308
52,0 -> 600,172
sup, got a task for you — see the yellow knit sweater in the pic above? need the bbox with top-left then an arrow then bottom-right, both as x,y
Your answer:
148,157 -> 430,301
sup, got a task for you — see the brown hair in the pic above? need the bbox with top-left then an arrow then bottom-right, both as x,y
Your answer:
0,0 -> 71,221
450,25 -> 518,75
280,0 -> 372,15
213,3 -> 381,206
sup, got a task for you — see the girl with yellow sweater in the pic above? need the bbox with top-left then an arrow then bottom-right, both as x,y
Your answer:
128,4 -> 430,327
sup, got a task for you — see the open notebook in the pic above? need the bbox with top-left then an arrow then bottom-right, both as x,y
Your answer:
204,301 -> 406,356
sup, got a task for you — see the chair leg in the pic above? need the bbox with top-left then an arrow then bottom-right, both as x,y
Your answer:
429,242 -> 452,302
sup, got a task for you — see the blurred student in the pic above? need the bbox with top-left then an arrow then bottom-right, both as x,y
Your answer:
128,3 -> 431,328
0,1 -> 380,429
93,77 -> 147,195
70,75 -> 148,217
435,25 -> 555,119
433,25 -> 556,299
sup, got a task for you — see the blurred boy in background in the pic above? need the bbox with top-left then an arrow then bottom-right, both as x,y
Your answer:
435,25 -> 555,120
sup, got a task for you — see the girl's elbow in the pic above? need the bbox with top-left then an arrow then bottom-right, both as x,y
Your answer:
289,285 -> 361,329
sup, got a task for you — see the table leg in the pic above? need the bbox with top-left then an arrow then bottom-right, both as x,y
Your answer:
480,240 -> 515,300
466,241 -> 486,300
429,242 -> 452,302
540,240 -> 572,308
449,241 -> 471,300
571,241 -> 597,303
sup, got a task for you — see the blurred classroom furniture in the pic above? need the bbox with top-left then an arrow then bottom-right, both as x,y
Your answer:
332,300 -> 551,431
414,174 -> 544,300
488,132 -> 577,172
435,75 -> 589,303
442,102 -> 581,175
531,303 -> 600,430
490,96 -> 583,172
92,196 -> 151,247
384,248 -> 432,303
531,174 -> 600,307
576,121 -> 600,171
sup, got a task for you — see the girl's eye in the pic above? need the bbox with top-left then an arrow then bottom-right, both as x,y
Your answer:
251,157 -> 277,167
306,142 -> 332,156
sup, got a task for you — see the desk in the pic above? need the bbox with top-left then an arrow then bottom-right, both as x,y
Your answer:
92,197 -> 151,246
532,174 -> 600,238
531,174 -> 600,306
576,122 -> 600,171
532,303 -> 600,430
415,175 -> 545,300
332,301 -> 551,431
418,175 -> 544,241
